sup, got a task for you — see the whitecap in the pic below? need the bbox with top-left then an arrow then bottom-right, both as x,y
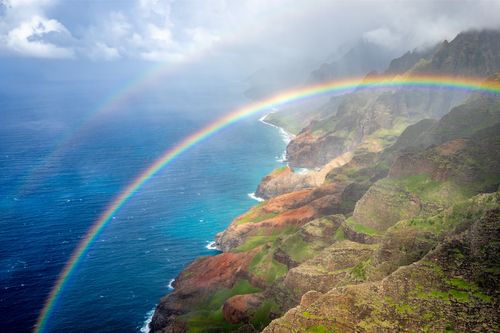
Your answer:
258,113 -> 295,145
167,279 -> 175,290
247,192 -> 264,202
276,151 -> 288,163
139,308 -> 155,333
205,241 -> 218,250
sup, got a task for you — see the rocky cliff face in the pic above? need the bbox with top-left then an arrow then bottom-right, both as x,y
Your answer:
263,192 -> 500,333
286,30 -> 500,168
150,32 -> 500,333
255,152 -> 353,200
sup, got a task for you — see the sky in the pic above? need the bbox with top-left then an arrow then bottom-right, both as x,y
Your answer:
1,0 -> 499,76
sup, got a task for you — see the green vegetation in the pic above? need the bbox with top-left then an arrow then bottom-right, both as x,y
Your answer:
236,204 -> 278,225
393,191 -> 499,235
367,120 -> 409,147
183,280 -> 261,333
280,234 -> 316,262
248,249 -> 288,284
302,311 -> 322,319
235,226 -> 298,252
184,309 -> 239,333
333,227 -> 345,241
235,235 -> 279,252
270,166 -> 289,176
250,300 -> 279,330
349,259 -> 371,281
308,325 -> 331,333
346,217 -> 381,236
206,280 -> 262,310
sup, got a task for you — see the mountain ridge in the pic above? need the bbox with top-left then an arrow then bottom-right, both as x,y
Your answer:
149,30 -> 500,333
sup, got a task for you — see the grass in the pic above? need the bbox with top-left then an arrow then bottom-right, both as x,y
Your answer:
280,234 -> 316,263
236,207 -> 278,225
393,191 -> 499,235
205,280 -> 261,310
349,259 -> 371,281
448,290 -> 470,302
250,300 -> 279,330
248,249 -> 288,284
184,309 -> 239,333
235,235 -> 279,252
235,226 -> 298,252
392,174 -> 467,206
368,120 -> 408,147
308,325 -> 331,333
183,280 -> 262,333
333,227 -> 345,241
415,273 -> 493,305
448,277 -> 476,291
346,217 -> 381,236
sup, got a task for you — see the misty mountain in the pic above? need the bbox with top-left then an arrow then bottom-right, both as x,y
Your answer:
310,39 -> 400,83
283,29 -> 500,168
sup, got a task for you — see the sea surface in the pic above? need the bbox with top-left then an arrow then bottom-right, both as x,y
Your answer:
0,74 -> 286,332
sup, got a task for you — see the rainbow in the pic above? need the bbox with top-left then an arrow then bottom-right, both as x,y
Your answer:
18,2 -> 306,194
18,61 -> 182,194
34,74 -> 500,332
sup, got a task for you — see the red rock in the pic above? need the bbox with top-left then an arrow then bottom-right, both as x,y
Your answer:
222,293 -> 264,323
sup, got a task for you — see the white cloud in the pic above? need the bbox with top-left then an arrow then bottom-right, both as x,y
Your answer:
363,28 -> 402,50
4,15 -> 74,58
87,42 -> 119,61
0,0 -> 74,58
0,0 -> 499,63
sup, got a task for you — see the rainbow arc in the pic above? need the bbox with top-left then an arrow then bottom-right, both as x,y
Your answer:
34,74 -> 500,332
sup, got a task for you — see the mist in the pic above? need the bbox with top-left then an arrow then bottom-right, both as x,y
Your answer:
1,0 -> 500,83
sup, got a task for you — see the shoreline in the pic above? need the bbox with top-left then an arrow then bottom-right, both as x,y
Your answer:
259,111 -> 295,164
258,112 -> 295,145
144,112 -> 294,332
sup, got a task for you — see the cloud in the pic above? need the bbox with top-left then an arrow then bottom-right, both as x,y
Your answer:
363,28 -> 402,50
3,15 -> 74,58
0,0 -> 499,63
0,0 -> 74,58
87,42 -> 119,61
361,0 -> 500,51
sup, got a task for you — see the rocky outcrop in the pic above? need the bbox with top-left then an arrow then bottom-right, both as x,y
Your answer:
223,293 -> 265,324
150,251 -> 257,332
263,193 -> 500,333
351,180 -> 422,232
255,152 -> 353,199
215,190 -> 317,252
255,166 -> 315,200
284,240 -> 377,298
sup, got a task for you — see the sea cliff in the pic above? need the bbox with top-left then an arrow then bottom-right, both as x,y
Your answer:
150,30 -> 500,333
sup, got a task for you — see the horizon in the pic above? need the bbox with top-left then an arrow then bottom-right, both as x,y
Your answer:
1,1 -> 499,333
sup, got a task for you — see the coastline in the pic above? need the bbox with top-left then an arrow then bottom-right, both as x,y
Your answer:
259,111 -> 295,165
258,112 -> 295,145
145,112 -> 294,332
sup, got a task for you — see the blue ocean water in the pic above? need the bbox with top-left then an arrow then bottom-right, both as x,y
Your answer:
0,76 -> 286,332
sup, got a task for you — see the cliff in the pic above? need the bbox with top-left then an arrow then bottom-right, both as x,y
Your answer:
285,30 -> 500,168
254,152 -> 353,200
150,31 -> 500,333
151,92 -> 500,333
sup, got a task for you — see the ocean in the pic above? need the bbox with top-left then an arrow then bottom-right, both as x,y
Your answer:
0,75 -> 286,332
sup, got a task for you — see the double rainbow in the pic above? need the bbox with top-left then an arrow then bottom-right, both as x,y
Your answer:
34,74 -> 500,332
